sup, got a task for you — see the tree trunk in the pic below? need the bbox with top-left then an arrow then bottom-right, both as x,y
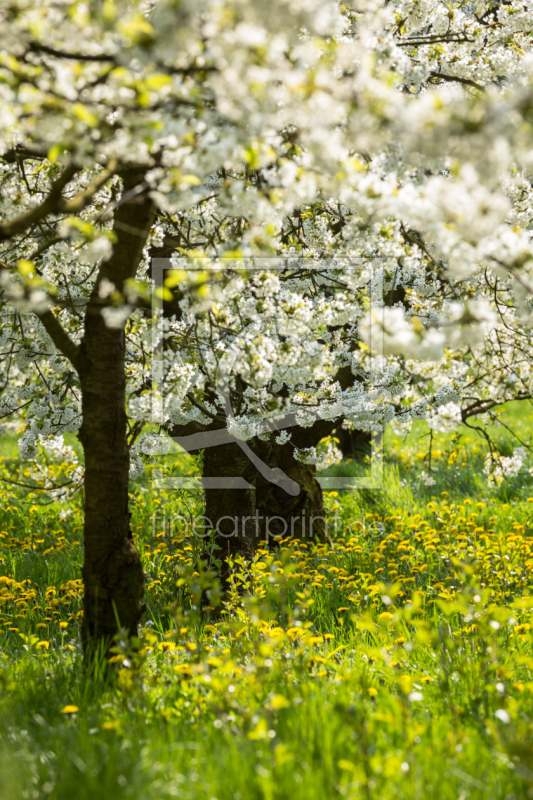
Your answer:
200,436 -> 328,554
203,427 -> 370,552
256,441 -> 328,545
77,169 -> 153,658
203,439 -> 258,589
333,425 -> 371,460
78,320 -> 145,656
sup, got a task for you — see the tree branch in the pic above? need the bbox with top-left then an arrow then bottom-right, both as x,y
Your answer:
28,42 -> 116,63
428,71 -> 485,92
0,160 -> 118,242
60,160 -> 118,213
396,35 -> 474,47
35,308 -> 80,369
1,145 -> 48,163
0,163 -> 78,240
91,168 -> 155,296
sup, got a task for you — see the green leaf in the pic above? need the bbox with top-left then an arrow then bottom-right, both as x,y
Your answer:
48,144 -> 66,164
145,74 -> 172,91
63,217 -> 95,239
72,103 -> 98,127
154,286 -> 173,301
19,633 -> 39,647
164,269 -> 187,288
17,260 -> 34,277
118,16 -> 155,47
181,174 -> 202,186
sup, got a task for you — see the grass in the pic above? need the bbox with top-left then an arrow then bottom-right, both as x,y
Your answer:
1,403 -> 533,799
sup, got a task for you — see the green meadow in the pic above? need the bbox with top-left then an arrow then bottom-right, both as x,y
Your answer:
1,403 -> 533,800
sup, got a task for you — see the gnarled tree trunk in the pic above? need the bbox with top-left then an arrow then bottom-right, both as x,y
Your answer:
201,433 -> 329,561
255,424 -> 370,546
256,441 -> 327,544
172,403 -> 371,583
203,438 -> 259,588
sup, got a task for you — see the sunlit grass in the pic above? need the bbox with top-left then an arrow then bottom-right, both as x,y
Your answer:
1,403 -> 533,799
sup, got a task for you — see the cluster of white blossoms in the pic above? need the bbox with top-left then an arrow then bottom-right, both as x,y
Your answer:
427,402 -> 463,433
128,432 -> 173,479
0,0 -> 532,484
484,447 -> 529,486
419,470 -> 437,487
27,434 -> 83,497
294,441 -> 343,470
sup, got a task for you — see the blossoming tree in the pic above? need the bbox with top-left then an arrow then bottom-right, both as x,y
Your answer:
1,0 -> 533,652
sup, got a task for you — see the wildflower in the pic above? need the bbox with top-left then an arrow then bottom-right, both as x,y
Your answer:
270,695 -> 291,710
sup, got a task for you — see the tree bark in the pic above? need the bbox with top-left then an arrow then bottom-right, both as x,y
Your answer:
332,425 -> 371,460
200,434 -> 328,557
256,441 -> 327,545
78,317 -> 145,654
77,169 -> 154,657
203,439 -> 258,589
195,423 -> 371,563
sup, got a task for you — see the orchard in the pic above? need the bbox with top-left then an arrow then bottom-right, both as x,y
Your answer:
1,1 -> 533,798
